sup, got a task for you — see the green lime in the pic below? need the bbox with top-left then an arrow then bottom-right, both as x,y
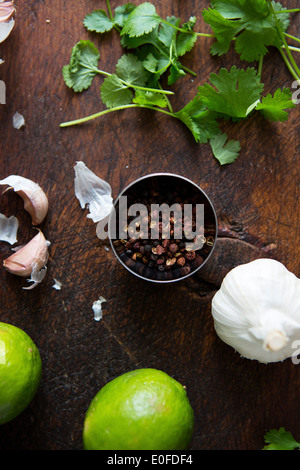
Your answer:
82,368 -> 194,450
0,322 -> 42,425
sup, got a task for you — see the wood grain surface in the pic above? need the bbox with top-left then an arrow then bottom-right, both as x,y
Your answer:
0,0 -> 299,450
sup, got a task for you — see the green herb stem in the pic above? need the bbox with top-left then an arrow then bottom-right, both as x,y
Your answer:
158,82 -> 173,113
278,47 -> 300,81
60,104 -> 174,128
181,64 -> 197,77
160,18 -> 214,38
258,55 -> 264,76
274,8 -> 300,14
122,82 -> 174,95
267,0 -> 300,79
96,69 -> 111,78
106,0 -> 114,22
284,45 -> 300,53
284,33 -> 300,43
96,69 -> 174,95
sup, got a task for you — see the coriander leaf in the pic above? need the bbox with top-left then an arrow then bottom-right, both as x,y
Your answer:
100,74 -> 133,108
263,428 -> 300,450
210,0 -> 269,20
115,53 -> 149,87
83,4 -> 137,33
203,0 -> 290,61
133,90 -> 168,108
158,15 -> 180,48
121,2 -> 160,37
120,27 -> 160,49
114,3 -> 136,28
234,28 -> 277,62
62,40 -> 100,92
174,96 -> 220,143
83,9 -> 114,33
197,66 -> 264,119
143,52 -> 159,73
176,17 -> 198,56
210,132 -> 241,165
256,87 -> 296,121
143,52 -> 171,80
202,8 -> 243,56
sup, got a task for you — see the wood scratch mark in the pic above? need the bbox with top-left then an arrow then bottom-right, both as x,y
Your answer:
101,319 -> 141,368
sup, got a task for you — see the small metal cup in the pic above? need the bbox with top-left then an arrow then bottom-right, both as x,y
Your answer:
109,173 -> 217,283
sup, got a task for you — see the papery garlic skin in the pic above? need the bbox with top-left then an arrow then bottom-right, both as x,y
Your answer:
3,230 -> 49,278
0,175 -> 49,225
13,111 -> 25,129
0,213 -> 18,244
74,161 -> 113,223
211,258 -> 300,363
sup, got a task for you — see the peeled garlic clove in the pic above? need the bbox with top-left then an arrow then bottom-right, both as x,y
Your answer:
211,258 -> 300,364
0,175 -> 49,225
3,230 -> 49,277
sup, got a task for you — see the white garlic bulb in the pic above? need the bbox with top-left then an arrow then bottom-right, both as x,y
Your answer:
211,258 -> 300,363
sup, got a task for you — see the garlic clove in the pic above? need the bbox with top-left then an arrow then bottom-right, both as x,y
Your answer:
0,175 -> 49,225
0,1 -> 15,24
3,229 -> 49,278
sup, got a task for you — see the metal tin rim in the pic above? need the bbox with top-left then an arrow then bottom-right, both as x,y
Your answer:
108,173 -> 218,283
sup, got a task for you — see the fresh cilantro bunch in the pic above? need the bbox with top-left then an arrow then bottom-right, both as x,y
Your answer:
263,427 -> 300,450
61,1 -> 299,165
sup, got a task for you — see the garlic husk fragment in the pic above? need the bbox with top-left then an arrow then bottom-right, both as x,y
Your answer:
52,278 -> 62,290
0,175 -> 48,225
211,258 -> 300,363
74,161 -> 113,223
0,213 -> 18,244
0,16 -> 14,42
13,111 -> 25,129
3,230 -> 50,289
92,296 -> 106,321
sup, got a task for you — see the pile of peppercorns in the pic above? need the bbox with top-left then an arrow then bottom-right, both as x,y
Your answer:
111,187 -> 215,281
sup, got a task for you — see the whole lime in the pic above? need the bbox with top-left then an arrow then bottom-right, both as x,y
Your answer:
82,368 -> 194,450
0,322 -> 42,425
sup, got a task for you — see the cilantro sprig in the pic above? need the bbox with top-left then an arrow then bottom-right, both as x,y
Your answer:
60,1 -> 299,165
62,40 -> 173,97
203,0 -> 300,81
263,427 -> 300,450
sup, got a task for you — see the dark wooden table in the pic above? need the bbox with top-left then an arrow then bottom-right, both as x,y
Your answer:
0,0 -> 299,450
